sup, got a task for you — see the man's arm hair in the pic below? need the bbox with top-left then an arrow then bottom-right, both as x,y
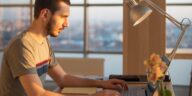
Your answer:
19,74 -> 63,96
48,64 -> 102,88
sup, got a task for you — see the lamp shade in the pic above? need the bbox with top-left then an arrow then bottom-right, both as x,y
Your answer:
130,4 -> 152,26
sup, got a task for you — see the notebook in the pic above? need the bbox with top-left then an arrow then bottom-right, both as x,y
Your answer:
61,87 -> 98,95
121,86 -> 146,96
109,74 -> 171,96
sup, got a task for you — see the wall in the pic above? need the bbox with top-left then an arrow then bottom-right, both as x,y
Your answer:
123,0 -> 166,75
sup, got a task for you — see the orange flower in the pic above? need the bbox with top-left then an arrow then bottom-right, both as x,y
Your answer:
144,53 -> 167,84
150,53 -> 162,64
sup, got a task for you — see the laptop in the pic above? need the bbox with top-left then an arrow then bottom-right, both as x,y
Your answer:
109,29 -> 184,96
109,74 -> 171,96
109,56 -> 173,96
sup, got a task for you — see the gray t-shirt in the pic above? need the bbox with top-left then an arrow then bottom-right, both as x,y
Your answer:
0,32 -> 58,96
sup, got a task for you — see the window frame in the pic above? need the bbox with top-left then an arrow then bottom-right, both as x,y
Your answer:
166,2 -> 192,59
0,0 -> 191,59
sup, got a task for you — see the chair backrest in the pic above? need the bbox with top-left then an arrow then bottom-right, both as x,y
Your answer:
56,58 -> 104,76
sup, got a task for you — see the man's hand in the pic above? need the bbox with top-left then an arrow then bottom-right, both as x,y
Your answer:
99,79 -> 128,90
92,89 -> 121,96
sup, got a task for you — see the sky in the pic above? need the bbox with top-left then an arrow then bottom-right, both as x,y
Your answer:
167,6 -> 192,21
167,0 -> 192,3
0,0 -> 29,4
70,0 -> 192,4
0,0 -> 192,4
0,0 -> 191,21
65,0 -> 192,21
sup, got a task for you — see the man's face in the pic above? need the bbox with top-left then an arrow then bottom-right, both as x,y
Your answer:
47,2 -> 70,37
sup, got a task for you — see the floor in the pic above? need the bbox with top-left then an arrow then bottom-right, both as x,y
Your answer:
44,81 -> 191,96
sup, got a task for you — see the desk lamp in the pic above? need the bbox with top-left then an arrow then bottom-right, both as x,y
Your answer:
126,0 -> 191,67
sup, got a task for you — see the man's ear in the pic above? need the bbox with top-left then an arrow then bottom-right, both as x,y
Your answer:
39,9 -> 51,20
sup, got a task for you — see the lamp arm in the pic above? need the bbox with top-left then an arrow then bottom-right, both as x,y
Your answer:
168,18 -> 191,62
140,0 -> 182,28
169,28 -> 186,62
140,0 -> 192,61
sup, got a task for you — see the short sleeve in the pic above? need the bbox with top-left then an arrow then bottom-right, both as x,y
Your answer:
47,40 -> 59,68
6,39 -> 37,79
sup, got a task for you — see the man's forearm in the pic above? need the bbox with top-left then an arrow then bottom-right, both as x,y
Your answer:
41,90 -> 64,96
60,75 -> 103,88
42,90 -> 86,96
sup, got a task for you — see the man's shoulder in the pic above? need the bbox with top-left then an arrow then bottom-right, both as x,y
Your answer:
20,31 -> 33,42
5,32 -> 34,50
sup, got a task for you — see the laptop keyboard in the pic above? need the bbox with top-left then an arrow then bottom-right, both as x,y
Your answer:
121,86 -> 146,96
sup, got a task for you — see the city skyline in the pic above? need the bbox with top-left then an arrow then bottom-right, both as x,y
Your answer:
0,2 -> 192,51
1,18 -> 191,51
1,0 -> 192,4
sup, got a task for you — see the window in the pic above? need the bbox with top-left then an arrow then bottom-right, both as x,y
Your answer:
70,0 -> 83,4
167,0 -> 192,3
166,6 -> 192,49
88,0 -> 122,4
166,0 -> 192,86
88,7 -> 123,52
0,7 -> 30,49
0,0 -> 123,55
1,0 -> 190,58
0,0 -> 29,4
0,0 -> 123,76
49,7 -> 84,51
49,0 -> 123,55
166,0 -> 192,58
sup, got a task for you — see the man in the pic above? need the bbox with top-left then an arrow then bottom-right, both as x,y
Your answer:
0,0 -> 127,96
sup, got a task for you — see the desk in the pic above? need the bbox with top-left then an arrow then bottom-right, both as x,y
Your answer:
127,82 -> 175,96
61,87 -> 99,95
59,82 -> 175,96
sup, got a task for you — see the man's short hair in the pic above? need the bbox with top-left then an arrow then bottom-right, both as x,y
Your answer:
34,0 -> 71,19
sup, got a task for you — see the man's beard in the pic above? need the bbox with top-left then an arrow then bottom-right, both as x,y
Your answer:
46,17 -> 58,37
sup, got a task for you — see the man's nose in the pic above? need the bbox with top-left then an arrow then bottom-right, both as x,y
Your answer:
62,19 -> 69,28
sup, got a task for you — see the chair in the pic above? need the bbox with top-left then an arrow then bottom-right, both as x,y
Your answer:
56,58 -> 104,77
